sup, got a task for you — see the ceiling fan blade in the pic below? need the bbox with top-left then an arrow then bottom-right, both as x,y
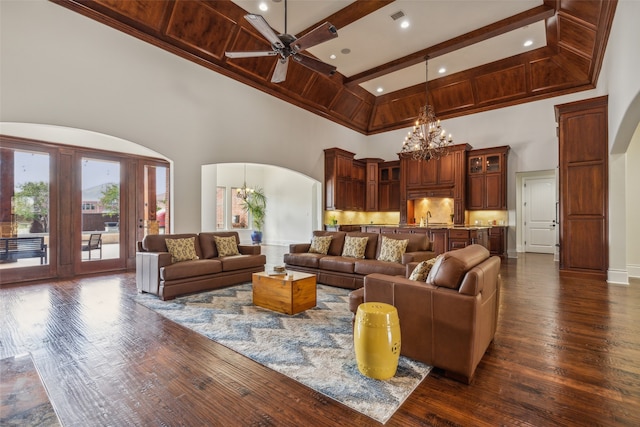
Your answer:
292,53 -> 337,76
271,57 -> 289,84
225,51 -> 277,59
244,14 -> 285,50
291,22 -> 338,53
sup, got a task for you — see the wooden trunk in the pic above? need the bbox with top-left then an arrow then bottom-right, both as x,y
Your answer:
252,272 -> 317,315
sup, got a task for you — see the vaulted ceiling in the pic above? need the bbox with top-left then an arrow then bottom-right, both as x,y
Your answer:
53,0 -> 617,135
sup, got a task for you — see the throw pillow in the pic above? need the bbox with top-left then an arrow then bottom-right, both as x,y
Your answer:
425,254 -> 446,285
308,235 -> 332,255
341,236 -> 368,259
165,237 -> 199,263
213,235 -> 240,257
377,236 -> 409,263
409,255 -> 442,281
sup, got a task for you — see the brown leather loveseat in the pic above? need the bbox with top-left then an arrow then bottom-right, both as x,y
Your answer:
136,232 -> 265,300
349,244 -> 501,383
284,230 -> 436,290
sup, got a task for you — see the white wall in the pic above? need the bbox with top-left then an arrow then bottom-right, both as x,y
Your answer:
626,124 -> 640,278
202,163 -> 319,245
0,0 -> 369,234
1,0 -> 638,280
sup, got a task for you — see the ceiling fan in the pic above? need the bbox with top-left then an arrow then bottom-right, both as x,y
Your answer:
225,0 -> 338,83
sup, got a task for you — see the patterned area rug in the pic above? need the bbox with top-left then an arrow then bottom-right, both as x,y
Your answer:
135,283 -> 431,424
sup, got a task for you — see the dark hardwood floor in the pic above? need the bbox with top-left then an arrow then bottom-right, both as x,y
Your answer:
1,247 -> 639,426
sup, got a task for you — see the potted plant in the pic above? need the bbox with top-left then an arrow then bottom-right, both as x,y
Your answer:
241,187 -> 267,244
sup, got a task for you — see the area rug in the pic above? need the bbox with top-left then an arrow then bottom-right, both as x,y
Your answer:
134,283 -> 431,424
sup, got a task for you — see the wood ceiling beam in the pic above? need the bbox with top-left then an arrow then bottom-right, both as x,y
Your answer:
344,4 -> 556,87
296,0 -> 395,37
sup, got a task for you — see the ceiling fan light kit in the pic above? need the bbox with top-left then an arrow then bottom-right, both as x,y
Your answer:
225,0 -> 338,83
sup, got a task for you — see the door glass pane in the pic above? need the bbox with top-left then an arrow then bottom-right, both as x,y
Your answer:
140,165 -> 169,238
81,158 -> 120,261
156,166 -> 168,234
486,155 -> 501,172
469,156 -> 483,174
0,149 -> 50,268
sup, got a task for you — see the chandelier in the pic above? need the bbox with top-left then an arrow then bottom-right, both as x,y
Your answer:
236,164 -> 254,200
400,57 -> 453,161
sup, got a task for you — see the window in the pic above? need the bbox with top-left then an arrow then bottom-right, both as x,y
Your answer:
216,187 -> 225,229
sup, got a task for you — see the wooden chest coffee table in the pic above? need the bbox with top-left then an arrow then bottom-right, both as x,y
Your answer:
252,271 -> 316,315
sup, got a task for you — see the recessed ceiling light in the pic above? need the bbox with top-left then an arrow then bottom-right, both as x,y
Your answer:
376,87 -> 384,93
438,67 -> 446,74
400,20 -> 410,29
329,54 -> 337,60
523,39 -> 533,47
258,2 -> 268,11
341,48 -> 351,55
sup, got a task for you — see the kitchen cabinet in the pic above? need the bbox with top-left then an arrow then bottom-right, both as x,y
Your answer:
448,229 -> 475,250
556,96 -> 608,280
364,160 -> 380,211
428,228 -> 448,255
489,226 -> 507,257
351,160 -> 366,211
324,148 -> 354,210
404,154 -> 454,189
448,228 -> 488,251
467,146 -> 509,210
378,161 -> 400,211
324,148 -> 366,211
325,224 -> 363,232
400,144 -> 470,225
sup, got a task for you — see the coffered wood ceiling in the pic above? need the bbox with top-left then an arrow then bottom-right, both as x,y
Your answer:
52,0 -> 617,135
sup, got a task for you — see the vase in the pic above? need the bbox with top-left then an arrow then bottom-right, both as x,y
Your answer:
251,231 -> 263,245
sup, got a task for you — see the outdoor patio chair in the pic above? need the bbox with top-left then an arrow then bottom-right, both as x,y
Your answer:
82,233 -> 102,260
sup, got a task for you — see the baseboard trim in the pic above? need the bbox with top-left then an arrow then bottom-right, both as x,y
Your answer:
626,264 -> 640,279
607,268 -> 629,285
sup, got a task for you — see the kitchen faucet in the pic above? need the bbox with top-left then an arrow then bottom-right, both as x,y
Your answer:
426,210 -> 432,228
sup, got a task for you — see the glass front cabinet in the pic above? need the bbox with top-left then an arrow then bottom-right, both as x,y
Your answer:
466,146 -> 509,210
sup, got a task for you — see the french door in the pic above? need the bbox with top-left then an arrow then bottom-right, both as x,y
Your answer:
0,136 -> 170,284
74,152 -> 127,275
0,141 -> 56,283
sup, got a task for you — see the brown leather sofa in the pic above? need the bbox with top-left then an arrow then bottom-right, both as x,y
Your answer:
136,232 -> 266,300
349,244 -> 501,383
284,230 -> 436,289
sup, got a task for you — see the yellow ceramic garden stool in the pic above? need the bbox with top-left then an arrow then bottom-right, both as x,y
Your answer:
353,302 -> 401,380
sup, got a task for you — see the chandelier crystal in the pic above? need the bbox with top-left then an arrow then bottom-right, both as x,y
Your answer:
400,58 -> 453,161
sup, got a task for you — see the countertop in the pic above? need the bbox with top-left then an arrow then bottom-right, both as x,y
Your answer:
360,224 -> 495,230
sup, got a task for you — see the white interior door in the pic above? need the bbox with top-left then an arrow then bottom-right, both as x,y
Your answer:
524,176 -> 556,254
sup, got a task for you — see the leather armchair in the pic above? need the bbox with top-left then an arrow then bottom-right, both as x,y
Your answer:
351,244 -> 501,383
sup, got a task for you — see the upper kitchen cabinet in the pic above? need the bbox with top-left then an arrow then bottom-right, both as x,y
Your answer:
404,154 -> 452,189
324,148 -> 355,210
399,144 -> 470,224
324,148 -> 366,211
378,161 -> 400,211
466,146 -> 510,210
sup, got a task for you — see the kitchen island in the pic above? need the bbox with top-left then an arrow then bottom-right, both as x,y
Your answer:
354,224 -> 490,255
